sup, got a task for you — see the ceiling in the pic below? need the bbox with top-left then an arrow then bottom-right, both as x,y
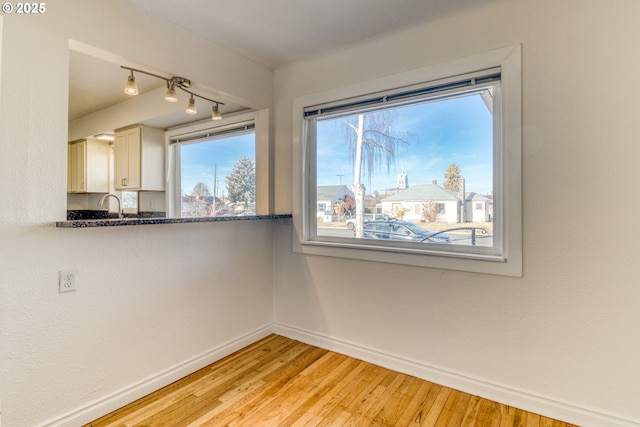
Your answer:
69,0 -> 487,130
129,0 -> 486,69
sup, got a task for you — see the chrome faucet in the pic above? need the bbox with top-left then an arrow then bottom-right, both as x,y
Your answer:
98,194 -> 123,218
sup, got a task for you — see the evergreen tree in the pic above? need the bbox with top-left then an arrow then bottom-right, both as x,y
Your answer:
226,156 -> 255,204
444,163 -> 462,192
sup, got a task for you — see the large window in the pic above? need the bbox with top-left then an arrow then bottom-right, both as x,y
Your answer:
293,46 -> 522,276
169,120 -> 256,218
311,79 -> 496,248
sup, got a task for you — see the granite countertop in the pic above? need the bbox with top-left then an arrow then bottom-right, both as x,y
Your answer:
57,214 -> 292,228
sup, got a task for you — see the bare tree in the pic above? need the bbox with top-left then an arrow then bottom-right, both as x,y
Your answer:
421,201 -> 438,223
344,111 -> 409,237
192,182 -> 211,199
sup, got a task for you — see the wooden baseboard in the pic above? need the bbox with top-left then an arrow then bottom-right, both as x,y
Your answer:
34,325 -> 273,427
273,323 -> 638,427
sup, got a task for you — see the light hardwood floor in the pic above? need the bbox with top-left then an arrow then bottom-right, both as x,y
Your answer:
86,334 -> 578,427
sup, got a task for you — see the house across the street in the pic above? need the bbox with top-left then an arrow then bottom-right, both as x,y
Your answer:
379,181 -> 492,224
316,185 -> 355,216
380,183 -> 460,223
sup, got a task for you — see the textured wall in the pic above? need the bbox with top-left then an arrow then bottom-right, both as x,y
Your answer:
273,1 -> 640,425
0,2 -> 274,425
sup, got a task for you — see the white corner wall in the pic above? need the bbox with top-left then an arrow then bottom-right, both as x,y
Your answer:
273,1 -> 640,426
0,1 -> 275,426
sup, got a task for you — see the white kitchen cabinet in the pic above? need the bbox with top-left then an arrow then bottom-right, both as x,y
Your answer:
67,138 -> 110,193
114,125 -> 165,191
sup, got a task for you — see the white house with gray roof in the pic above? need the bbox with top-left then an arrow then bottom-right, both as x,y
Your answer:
465,192 -> 493,222
380,183 -> 460,223
316,185 -> 355,215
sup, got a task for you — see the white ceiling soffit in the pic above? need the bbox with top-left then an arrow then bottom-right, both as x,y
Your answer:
129,0 -> 491,69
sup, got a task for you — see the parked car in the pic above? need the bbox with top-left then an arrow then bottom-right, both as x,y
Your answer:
362,220 -> 451,244
346,214 -> 389,230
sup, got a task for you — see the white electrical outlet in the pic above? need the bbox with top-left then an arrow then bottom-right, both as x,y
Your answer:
59,270 -> 78,293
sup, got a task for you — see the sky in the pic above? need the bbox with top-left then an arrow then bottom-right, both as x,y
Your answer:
180,132 -> 255,197
178,90 -> 493,198
315,91 -> 494,195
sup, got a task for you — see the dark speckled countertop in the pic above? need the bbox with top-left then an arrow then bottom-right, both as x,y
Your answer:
56,214 -> 292,228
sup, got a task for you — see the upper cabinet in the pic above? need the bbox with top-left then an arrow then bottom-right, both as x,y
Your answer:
67,139 -> 110,193
114,125 -> 165,191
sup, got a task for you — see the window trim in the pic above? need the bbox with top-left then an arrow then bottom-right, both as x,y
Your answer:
165,110 -> 269,218
292,45 -> 522,277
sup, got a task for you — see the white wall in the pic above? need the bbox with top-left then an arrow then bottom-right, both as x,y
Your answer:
0,1 -> 275,425
4,1 -> 640,426
273,1 -> 640,426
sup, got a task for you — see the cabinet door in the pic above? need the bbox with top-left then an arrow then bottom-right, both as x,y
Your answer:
67,140 -> 87,193
125,127 -> 141,189
67,144 -> 73,192
114,127 -> 142,189
114,132 -> 129,189
75,140 -> 87,192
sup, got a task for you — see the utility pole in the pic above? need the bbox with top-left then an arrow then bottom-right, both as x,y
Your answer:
213,164 -> 217,215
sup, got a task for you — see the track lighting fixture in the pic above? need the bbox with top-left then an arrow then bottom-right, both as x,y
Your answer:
124,70 -> 138,95
211,103 -> 222,120
186,95 -> 197,114
164,81 -> 178,102
121,66 -> 224,120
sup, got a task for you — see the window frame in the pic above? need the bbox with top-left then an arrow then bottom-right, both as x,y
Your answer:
292,45 -> 522,277
165,110 -> 269,218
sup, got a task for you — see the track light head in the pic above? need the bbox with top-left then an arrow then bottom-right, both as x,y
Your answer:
211,103 -> 222,120
164,81 -> 178,102
120,66 -> 224,119
124,71 -> 138,95
186,95 -> 197,114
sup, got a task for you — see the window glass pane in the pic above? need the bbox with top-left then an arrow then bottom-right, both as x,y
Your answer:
179,132 -> 255,218
314,89 -> 495,249
121,191 -> 138,212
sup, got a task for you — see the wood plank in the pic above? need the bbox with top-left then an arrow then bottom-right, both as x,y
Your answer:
292,359 -> 371,427
392,381 -> 435,426
419,387 -> 452,426
499,405 -> 518,427
447,391 -> 472,426
370,374 -> 422,426
278,355 -> 360,426
407,383 -> 444,426
526,411 -> 541,427
84,335 -> 579,427
229,352 -> 347,426
314,364 -> 389,426
433,388 -> 461,427
193,345 -> 327,426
